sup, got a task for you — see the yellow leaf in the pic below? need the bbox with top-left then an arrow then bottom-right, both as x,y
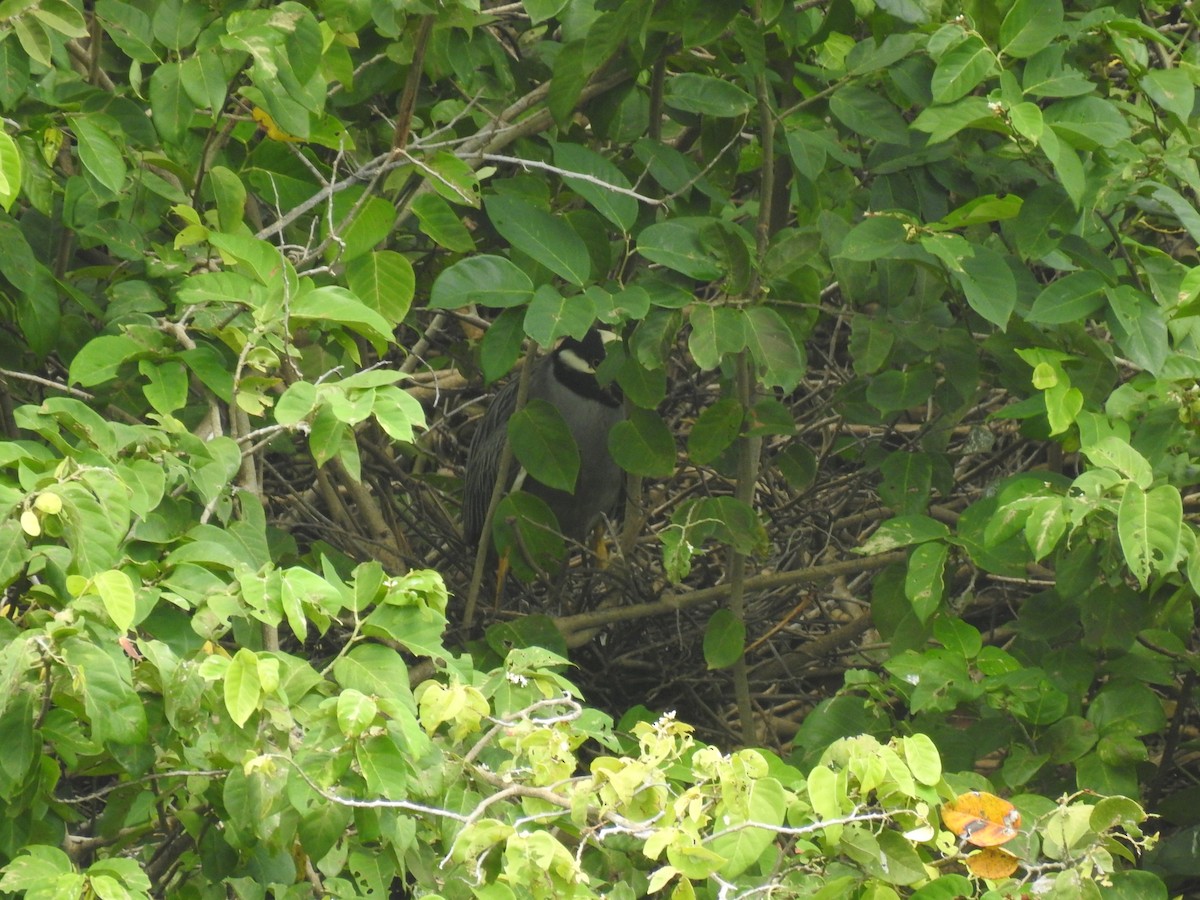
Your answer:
251,107 -> 302,143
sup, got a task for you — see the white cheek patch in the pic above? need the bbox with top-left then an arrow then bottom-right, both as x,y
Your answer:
557,348 -> 596,374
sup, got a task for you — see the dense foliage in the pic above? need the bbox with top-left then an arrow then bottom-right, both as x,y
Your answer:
0,0 -> 1198,896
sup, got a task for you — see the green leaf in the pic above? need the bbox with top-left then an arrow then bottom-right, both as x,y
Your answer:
702,608 -> 745,670
1039,127 -> 1085,208
867,366 -> 936,414
429,254 -> 533,310
0,846 -> 76,892
327,192 -> 397,263
552,142 -> 638,231
151,0 -> 206,50
179,50 -> 227,115
859,515 -> 950,554
0,519 -> 26,591
93,569 -> 136,632
878,451 -> 933,515
372,387 -> 425,444
1148,183 -> 1200,245
712,777 -> 785,878
70,115 -> 125,194
149,61 -> 188,145
332,644 -> 413,711
1086,680 -> 1166,737
357,733 -> 410,798
1023,496 -> 1067,561
0,129 -> 21,212
1118,483 -> 1182,588
959,247 -> 1018,328
486,194 -> 590,286
1023,45 -> 1093,98
68,334 -> 144,386
0,38 -> 29,111
1000,0 -> 1063,59
12,15 -> 49,67
686,306 -> 744,372
1082,436 -> 1153,488
911,96 -> 996,144
1141,69 -> 1194,121
688,398 -> 743,465
934,193 -> 1022,230
508,398 -> 579,494
835,216 -> 909,261
1027,271 -> 1108,324
96,0 -> 159,64
905,540 -> 947,622
56,482 -> 122,575
1106,285 -> 1168,375
663,72 -> 754,117
1044,96 -> 1131,150
743,306 -> 806,392
931,34 -> 996,104
1044,380 -> 1083,435
291,285 -> 394,350
522,0 -> 568,24
411,192 -> 475,252
62,637 -> 147,745
481,307 -> 526,382
901,733 -> 943,787
336,689 -> 377,738
345,250 -> 415,325
829,83 -> 910,143
637,218 -> 724,280
776,444 -> 817,491
1010,100 -> 1044,142
523,284 -> 595,348
488,492 -> 565,580
609,408 -> 675,478
224,647 -> 261,728
548,38 -> 588,127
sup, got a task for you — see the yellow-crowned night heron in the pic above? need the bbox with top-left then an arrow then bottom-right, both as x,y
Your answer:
462,329 -> 625,551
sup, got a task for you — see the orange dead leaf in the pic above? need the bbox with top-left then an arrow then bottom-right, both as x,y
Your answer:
965,845 -> 1020,879
940,790 -> 1021,847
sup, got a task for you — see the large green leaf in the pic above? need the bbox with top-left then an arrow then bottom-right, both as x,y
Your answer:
743,306 -> 806,392
430,254 -> 533,310
931,34 -> 996,104
486,194 -> 590,285
702,608 -> 745,671
663,72 -> 754,117
1000,0 -> 1063,58
411,192 -> 475,252
1106,285 -> 1168,375
552,142 -> 638,231
62,637 -> 148,745
1027,271 -> 1108,324
70,115 -> 126,194
637,218 -> 724,280
291,285 -> 394,350
346,250 -> 415,325
609,408 -> 675,478
1117,482 -> 1182,587
688,398 -> 743,465
523,284 -> 595,347
508,398 -> 579,494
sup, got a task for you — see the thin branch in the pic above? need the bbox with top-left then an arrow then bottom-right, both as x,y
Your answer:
478,153 -> 664,205
553,552 -> 906,644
